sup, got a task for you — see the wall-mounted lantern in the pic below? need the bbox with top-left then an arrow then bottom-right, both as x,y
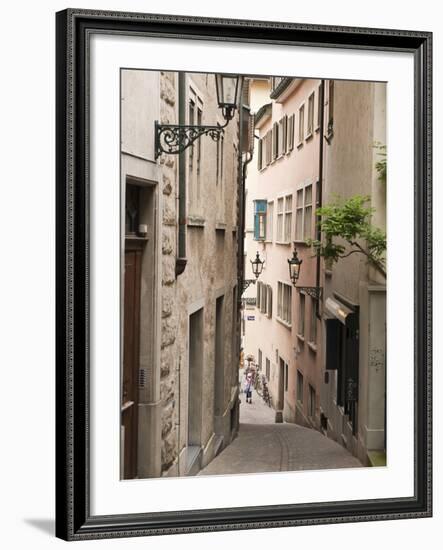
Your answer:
215,74 -> 243,122
241,251 -> 265,295
155,74 -> 243,158
251,251 -> 265,279
287,245 -> 302,286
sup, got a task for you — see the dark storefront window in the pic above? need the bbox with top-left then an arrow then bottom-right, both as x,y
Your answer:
325,305 -> 359,434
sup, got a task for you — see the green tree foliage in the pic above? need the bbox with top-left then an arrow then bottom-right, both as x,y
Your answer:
308,195 -> 386,278
374,141 -> 387,185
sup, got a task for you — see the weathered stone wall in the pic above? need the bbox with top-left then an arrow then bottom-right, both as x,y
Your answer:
157,71 -> 241,475
159,71 -> 179,471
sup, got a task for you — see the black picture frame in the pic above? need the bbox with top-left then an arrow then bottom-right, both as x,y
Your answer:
55,8 -> 432,541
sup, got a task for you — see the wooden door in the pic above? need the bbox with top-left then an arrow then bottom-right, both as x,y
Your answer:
121,245 -> 142,479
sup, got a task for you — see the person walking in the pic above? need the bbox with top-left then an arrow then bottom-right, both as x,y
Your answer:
244,371 -> 253,404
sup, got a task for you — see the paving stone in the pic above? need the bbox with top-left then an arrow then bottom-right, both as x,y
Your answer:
199,387 -> 363,477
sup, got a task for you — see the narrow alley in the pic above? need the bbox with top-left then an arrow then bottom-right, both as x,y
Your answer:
199,387 -> 362,476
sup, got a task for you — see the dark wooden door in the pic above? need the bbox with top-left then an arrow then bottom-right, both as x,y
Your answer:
122,246 -> 142,479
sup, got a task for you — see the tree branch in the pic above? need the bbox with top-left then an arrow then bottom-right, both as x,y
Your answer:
348,240 -> 386,278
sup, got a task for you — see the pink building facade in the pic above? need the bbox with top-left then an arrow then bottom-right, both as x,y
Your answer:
243,77 -> 324,429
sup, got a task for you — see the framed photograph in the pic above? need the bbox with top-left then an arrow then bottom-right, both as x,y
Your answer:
55,9 -> 432,541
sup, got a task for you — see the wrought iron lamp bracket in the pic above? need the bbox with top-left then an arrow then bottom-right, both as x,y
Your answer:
296,286 -> 323,300
155,120 -> 227,159
241,279 -> 257,295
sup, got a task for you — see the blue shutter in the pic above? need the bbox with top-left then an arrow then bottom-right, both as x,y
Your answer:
254,211 -> 259,240
253,200 -> 267,240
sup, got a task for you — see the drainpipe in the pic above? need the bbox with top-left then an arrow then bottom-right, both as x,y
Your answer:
176,72 -> 187,276
240,152 -> 253,284
316,80 -> 325,319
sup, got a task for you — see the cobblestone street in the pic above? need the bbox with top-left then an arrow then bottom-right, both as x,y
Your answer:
199,388 -> 362,476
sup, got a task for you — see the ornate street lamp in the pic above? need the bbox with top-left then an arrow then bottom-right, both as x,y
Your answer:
241,251 -> 265,295
251,251 -> 265,279
288,245 -> 302,286
215,74 -> 243,122
155,73 -> 243,158
287,244 -> 322,299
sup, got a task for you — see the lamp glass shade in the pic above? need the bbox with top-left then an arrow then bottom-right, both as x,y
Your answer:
215,74 -> 241,107
289,262 -> 301,283
288,248 -> 302,285
251,252 -> 264,279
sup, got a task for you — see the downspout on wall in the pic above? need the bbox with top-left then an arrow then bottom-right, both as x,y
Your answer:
176,71 -> 187,276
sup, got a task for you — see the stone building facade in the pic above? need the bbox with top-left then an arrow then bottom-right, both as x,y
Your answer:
320,80 -> 387,466
121,69 -> 242,479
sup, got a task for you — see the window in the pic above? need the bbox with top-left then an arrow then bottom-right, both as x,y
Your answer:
309,297 -> 317,345
266,131 -> 272,165
295,189 -> 303,241
284,194 -> 293,242
307,92 -> 315,137
257,139 -> 263,170
308,384 -> 316,418
272,122 -> 279,160
297,370 -> 304,403
260,284 -> 268,314
298,292 -> 305,336
276,197 -> 284,242
265,358 -> 270,380
327,80 -> 334,136
277,195 -> 292,243
282,115 -> 288,154
219,135 -> 224,184
197,106 -> 203,184
253,200 -> 267,241
188,99 -> 195,174
285,362 -> 289,392
288,114 -> 295,151
266,201 -> 274,241
304,184 -> 313,239
258,348 -> 263,370
295,184 -> 314,241
256,281 -> 261,309
188,88 -> 204,213
266,285 -> 273,318
216,138 -> 220,183
298,104 -> 305,145
277,282 -> 292,326
125,184 -> 141,235
317,85 -> 322,130
278,117 -> 287,157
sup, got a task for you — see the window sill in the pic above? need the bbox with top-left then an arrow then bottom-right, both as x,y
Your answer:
305,132 -> 314,142
307,341 -> 317,353
215,222 -> 226,231
325,129 -> 334,143
275,240 -> 291,246
187,215 -> 205,228
276,317 -> 292,330
293,239 -> 310,246
297,141 -> 304,149
296,333 -> 305,342
315,126 -> 320,133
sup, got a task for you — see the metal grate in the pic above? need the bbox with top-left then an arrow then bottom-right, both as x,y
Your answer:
138,368 -> 147,389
